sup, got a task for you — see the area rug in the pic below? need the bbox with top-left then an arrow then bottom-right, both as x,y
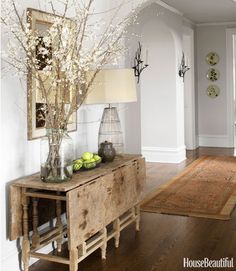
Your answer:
141,156 -> 236,220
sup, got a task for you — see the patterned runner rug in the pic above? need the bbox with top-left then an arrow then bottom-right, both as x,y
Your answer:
141,156 -> 236,220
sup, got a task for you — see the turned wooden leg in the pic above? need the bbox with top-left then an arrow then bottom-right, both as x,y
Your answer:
22,189 -> 30,271
132,207 -> 136,219
113,218 -> 120,248
78,242 -> 86,257
135,205 -> 140,231
101,227 -> 107,260
69,247 -> 78,271
32,198 -> 40,248
56,197 -> 63,252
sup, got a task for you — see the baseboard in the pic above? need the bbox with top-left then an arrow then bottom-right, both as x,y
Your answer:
198,135 -> 230,147
142,146 -> 186,163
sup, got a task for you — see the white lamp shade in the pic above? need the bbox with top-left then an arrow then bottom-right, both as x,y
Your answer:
85,69 -> 137,104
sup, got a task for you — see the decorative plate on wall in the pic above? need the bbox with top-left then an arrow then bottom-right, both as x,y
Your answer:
206,52 -> 219,66
206,68 -> 220,82
207,85 -> 220,98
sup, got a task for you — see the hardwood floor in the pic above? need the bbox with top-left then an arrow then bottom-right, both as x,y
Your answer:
30,147 -> 236,271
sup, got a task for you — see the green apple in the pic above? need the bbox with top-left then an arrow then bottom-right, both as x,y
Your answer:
93,154 -> 102,164
82,152 -> 93,161
75,159 -> 83,165
89,158 -> 95,163
93,155 -> 101,161
73,163 -> 82,171
83,160 -> 96,169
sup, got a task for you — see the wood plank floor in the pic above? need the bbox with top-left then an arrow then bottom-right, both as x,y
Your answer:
30,147 -> 236,271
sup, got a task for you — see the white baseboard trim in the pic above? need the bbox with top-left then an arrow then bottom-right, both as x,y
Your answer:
142,146 -> 186,163
198,135 -> 230,147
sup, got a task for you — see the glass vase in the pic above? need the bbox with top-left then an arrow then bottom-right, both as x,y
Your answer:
40,129 -> 74,183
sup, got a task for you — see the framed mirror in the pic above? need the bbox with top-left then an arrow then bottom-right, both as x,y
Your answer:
27,8 -> 77,140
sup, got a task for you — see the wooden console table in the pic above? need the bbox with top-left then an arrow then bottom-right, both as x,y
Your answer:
9,154 -> 146,271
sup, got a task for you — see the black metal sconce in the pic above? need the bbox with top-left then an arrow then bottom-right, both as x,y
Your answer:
132,42 -> 149,84
178,52 -> 190,81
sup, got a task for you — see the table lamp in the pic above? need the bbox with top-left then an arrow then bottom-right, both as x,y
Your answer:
85,69 -> 137,153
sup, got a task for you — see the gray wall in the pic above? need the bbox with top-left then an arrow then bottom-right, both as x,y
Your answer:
196,24 -> 236,147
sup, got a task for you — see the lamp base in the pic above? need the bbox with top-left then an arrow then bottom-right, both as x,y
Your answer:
98,107 -> 124,154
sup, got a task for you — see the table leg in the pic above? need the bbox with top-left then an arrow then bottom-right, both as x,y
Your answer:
69,247 -> 78,271
78,242 -> 86,257
113,218 -> 120,248
135,205 -> 140,231
56,197 -> 63,252
32,198 -> 40,248
101,227 -> 107,260
22,189 -> 30,271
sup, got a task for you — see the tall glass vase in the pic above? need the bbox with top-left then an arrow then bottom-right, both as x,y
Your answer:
40,129 -> 74,183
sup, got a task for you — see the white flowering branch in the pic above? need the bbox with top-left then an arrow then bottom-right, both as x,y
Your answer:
1,0 -> 137,130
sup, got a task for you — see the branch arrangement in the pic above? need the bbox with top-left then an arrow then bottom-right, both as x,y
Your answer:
1,0 -> 137,182
1,0 -> 137,129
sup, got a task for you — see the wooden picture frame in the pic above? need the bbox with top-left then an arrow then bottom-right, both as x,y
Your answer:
27,8 -> 77,140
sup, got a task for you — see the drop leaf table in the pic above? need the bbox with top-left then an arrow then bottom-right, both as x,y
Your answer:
9,154 -> 146,271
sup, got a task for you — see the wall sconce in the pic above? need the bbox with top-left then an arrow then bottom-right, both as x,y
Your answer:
132,42 -> 149,84
178,52 -> 190,81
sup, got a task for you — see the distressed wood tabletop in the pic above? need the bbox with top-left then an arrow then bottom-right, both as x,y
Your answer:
11,154 -> 141,192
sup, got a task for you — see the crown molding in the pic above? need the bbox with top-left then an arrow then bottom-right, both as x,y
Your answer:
182,16 -> 195,26
149,0 -> 195,25
141,1 -> 236,27
153,1 -> 236,27
154,0 -> 183,16
196,21 -> 236,27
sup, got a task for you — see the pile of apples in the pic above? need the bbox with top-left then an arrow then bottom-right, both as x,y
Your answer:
73,152 -> 102,171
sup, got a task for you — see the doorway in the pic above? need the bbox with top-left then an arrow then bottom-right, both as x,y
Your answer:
234,35 -> 236,149
226,29 -> 236,148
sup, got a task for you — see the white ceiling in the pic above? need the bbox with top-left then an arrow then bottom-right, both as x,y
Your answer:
162,0 -> 236,24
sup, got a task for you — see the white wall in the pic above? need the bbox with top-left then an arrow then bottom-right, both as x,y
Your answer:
183,26 -> 196,150
234,35 -> 236,133
196,24 -> 236,147
140,18 -> 176,146
226,28 -> 236,148
124,2 -> 186,163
